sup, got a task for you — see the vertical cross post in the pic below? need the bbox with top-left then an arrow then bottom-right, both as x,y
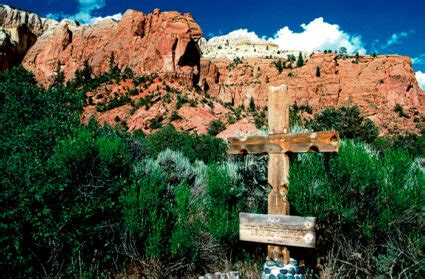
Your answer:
227,84 -> 339,264
267,85 -> 291,260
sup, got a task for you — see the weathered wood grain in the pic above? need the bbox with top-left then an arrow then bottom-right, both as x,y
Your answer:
267,85 -> 291,256
268,153 -> 289,215
268,85 -> 290,134
227,130 -> 340,155
239,213 -> 316,248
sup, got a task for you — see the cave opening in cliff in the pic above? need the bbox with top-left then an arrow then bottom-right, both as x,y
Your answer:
3,24 -> 38,69
171,39 -> 178,72
177,40 -> 201,85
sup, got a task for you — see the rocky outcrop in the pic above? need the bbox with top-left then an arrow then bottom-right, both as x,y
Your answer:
22,8 -> 203,87
0,5 -> 57,70
199,32 -> 281,60
200,53 -> 425,134
2,5 -> 422,135
81,76 -> 227,135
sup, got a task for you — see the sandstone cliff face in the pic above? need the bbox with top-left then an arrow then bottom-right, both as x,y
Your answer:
3,6 -> 423,135
0,5 -> 57,70
22,8 -> 203,87
200,54 -> 425,134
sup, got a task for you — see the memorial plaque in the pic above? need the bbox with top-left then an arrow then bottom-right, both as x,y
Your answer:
239,213 -> 316,248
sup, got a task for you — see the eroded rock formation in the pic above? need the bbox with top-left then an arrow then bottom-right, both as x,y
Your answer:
0,5 -> 57,70
22,8 -> 203,87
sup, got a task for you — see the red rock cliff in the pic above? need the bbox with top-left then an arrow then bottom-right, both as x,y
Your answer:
5,6 -> 423,135
199,54 -> 425,134
22,8 -> 203,87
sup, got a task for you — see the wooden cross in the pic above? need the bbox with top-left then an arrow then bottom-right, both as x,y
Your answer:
227,85 -> 340,261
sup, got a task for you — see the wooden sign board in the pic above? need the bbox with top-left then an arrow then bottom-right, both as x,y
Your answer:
239,213 -> 316,248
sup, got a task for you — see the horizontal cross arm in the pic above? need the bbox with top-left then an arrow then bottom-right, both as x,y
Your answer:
227,131 -> 339,154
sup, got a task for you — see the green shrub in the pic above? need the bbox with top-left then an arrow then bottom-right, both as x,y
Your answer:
170,111 -> 182,121
372,132 -> 425,157
169,182 -> 200,258
128,88 -> 139,96
230,57 -> 243,68
394,103 -> 410,118
230,155 -> 268,212
96,94 -> 131,112
204,159 -> 267,247
1,66 -> 261,277
9,63 -> 421,278
132,75 -> 146,86
189,98 -> 197,107
306,106 -> 379,143
227,114 -> 236,124
74,59 -> 93,87
288,141 -> 424,277
122,150 -> 263,274
254,111 -> 267,129
296,52 -> 304,67
122,162 -> 170,258
207,120 -> 226,136
176,95 -> 188,109
204,164 -> 241,244
108,52 -> 120,80
249,96 -> 256,112
136,94 -> 153,109
163,93 -> 172,103
51,61 -> 65,87
121,67 -> 134,80
274,59 -> 284,73
287,54 -> 296,62
143,125 -> 227,163
290,103 -> 313,128
149,118 -> 162,129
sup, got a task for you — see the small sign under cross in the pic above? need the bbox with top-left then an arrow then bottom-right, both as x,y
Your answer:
227,85 -> 340,262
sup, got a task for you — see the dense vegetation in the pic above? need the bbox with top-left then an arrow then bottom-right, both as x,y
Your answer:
0,66 -> 266,277
0,66 -> 423,277
289,142 -> 424,277
289,106 -> 424,277
306,106 -> 379,143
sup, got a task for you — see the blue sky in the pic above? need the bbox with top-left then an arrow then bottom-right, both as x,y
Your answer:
4,0 -> 425,82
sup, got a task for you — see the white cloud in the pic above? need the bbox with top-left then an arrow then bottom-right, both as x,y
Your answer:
91,13 -> 123,23
412,54 -> 425,65
268,17 -> 366,54
73,0 -> 105,23
416,71 -> 425,90
46,0 -> 121,24
45,11 -> 68,21
382,30 -> 414,49
208,29 -> 262,43
207,18 -> 365,54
